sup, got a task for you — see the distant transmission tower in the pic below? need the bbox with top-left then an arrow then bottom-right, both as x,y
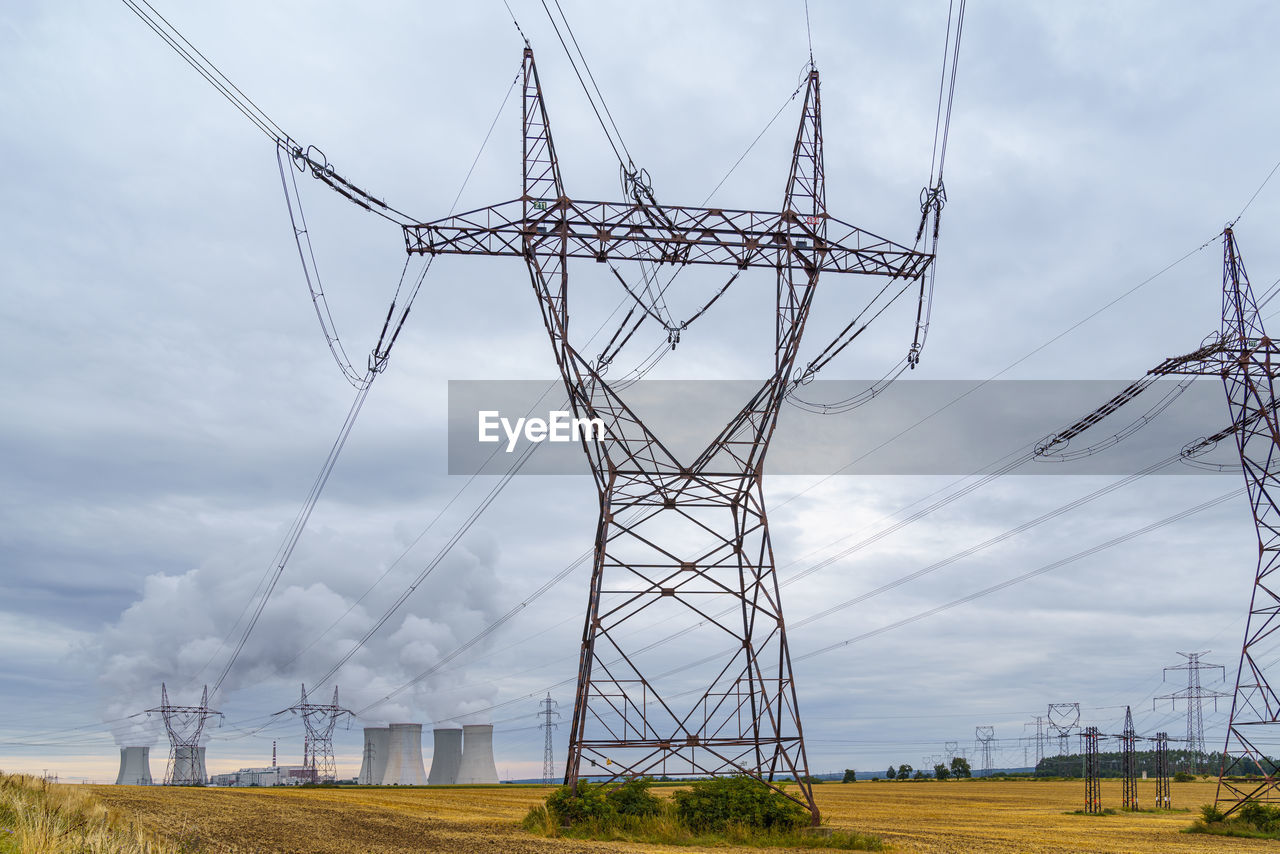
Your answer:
275,684 -> 352,782
1120,706 -> 1137,811
144,683 -> 222,785
537,693 -> 560,784
1082,726 -> 1101,814
1155,651 -> 1227,773
1047,703 -> 1080,757
1025,715 -> 1047,769
975,726 -> 994,775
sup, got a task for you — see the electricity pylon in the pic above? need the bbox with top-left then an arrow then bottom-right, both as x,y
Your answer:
1120,706 -> 1137,811
275,684 -> 352,782
1047,703 -> 1080,757
144,683 -> 222,785
537,693 -> 560,784
1154,651 -> 1228,773
1149,228 -> 1280,814
403,48 -> 934,824
975,726 -> 995,775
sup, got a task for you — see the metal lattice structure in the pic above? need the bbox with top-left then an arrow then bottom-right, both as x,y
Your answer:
975,726 -> 994,775
1026,715 -> 1047,770
1155,651 -> 1228,773
538,693 -> 560,784
1048,703 -> 1080,757
1120,706 -> 1138,811
144,683 -> 221,785
275,684 -> 352,782
1149,229 -> 1280,814
1082,726 -> 1101,814
1155,731 -> 1171,809
403,48 -> 934,823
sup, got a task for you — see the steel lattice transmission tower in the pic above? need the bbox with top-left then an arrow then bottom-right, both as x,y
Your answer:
1154,651 -> 1227,774
1120,706 -> 1138,811
403,49 -> 934,823
974,726 -> 994,775
1154,731 -> 1171,809
537,693 -> 560,785
274,684 -> 352,782
144,683 -> 222,785
1025,715 -> 1047,770
1047,703 -> 1080,758
1151,229 -> 1280,814
1082,726 -> 1101,814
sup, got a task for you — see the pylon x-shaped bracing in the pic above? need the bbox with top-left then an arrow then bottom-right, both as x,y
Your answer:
405,49 -> 932,821
1152,229 -> 1280,813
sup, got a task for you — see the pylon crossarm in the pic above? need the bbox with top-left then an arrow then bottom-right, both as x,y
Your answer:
403,199 -> 930,278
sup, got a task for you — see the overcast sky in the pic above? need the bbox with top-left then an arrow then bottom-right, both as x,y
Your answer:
3,0 -> 1280,783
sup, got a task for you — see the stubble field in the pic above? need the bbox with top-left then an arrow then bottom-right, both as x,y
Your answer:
86,779 -> 1271,853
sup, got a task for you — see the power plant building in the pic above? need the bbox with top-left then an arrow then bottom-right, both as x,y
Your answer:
381,723 -> 427,785
456,724 -> 498,784
114,746 -> 152,785
427,728 -> 462,785
358,727 -> 391,785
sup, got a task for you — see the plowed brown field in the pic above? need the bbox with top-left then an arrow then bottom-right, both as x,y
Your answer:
87,779 -> 1272,853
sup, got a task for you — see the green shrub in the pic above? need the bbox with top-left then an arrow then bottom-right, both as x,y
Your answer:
1174,771 -> 1196,783
544,781 -> 617,826
606,776 -> 661,817
1238,800 -> 1280,832
1200,803 -> 1225,824
673,776 -> 809,832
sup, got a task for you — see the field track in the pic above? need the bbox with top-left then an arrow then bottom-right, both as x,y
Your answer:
87,779 -> 1269,852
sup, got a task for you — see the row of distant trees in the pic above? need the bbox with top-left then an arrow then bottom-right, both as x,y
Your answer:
1035,749 -> 1268,778
875,757 -> 972,780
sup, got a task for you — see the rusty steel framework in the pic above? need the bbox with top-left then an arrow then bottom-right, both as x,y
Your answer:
144,683 -> 222,785
1155,731 -> 1171,809
274,684 -> 352,782
1082,726 -> 1101,814
1120,706 -> 1138,811
403,49 -> 933,822
1149,229 -> 1280,814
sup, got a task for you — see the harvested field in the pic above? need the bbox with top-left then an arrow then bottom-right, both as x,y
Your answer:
85,779 -> 1272,853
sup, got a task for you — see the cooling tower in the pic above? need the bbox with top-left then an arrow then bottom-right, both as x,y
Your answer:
197,746 -> 207,784
358,727 -> 391,785
381,723 -> 427,785
456,724 -> 498,784
172,745 -> 201,785
427,727 -> 462,785
115,746 -> 152,785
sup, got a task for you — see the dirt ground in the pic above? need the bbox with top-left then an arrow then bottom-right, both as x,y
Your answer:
86,779 -> 1272,853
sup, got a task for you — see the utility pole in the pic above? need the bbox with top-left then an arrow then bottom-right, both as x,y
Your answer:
536,693 -> 560,784
1155,652 -> 1227,774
